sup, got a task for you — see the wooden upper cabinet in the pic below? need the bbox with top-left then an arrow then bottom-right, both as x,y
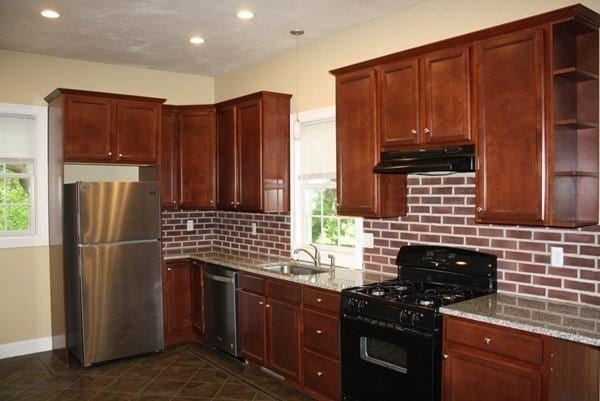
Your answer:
336,68 -> 407,218
47,89 -> 165,164
216,91 -> 291,213
178,107 -> 216,210
475,29 -> 545,225
217,105 -> 237,211
237,99 -> 262,212
160,107 -> 178,210
114,100 -> 160,164
378,59 -> 420,148
423,46 -> 472,145
64,95 -> 113,162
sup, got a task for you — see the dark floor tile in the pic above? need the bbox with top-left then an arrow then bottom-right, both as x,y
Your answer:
215,381 -> 258,400
129,395 -> 170,401
0,370 -> 50,387
35,374 -> 84,389
171,353 -> 206,368
49,389 -> 98,401
189,367 -> 230,383
90,392 -> 134,401
86,363 -> 136,378
103,377 -> 150,394
120,366 -> 164,380
69,375 -> 116,391
0,384 -> 25,400
176,381 -> 223,398
140,379 -> 185,397
137,353 -> 180,368
155,366 -> 198,382
11,386 -> 62,401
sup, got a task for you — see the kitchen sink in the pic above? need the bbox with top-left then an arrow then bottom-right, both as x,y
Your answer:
260,262 -> 329,276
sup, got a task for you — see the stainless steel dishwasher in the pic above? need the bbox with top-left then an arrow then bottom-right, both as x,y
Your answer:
203,264 -> 239,357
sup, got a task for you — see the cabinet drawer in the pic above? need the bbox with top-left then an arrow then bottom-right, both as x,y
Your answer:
445,317 -> 544,365
303,310 -> 339,359
303,349 -> 341,401
303,287 -> 340,315
268,279 -> 301,304
238,273 -> 265,294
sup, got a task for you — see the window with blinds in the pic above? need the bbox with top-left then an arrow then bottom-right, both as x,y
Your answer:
292,109 -> 363,268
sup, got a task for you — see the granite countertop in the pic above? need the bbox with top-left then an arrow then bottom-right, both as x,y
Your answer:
440,293 -> 600,347
164,251 -> 392,292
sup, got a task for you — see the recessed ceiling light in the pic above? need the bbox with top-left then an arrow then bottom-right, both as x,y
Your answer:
41,9 -> 60,19
189,36 -> 205,45
237,10 -> 254,19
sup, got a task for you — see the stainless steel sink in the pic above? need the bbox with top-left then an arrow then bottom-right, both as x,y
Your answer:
260,262 -> 328,276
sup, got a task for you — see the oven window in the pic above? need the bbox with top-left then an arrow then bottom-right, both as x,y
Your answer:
360,337 -> 408,374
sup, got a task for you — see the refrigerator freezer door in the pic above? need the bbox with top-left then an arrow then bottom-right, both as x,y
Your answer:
80,240 -> 163,366
77,182 -> 161,244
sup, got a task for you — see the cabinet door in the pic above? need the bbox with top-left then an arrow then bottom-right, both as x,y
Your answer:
443,350 -> 542,401
475,29 -> 545,225
160,107 -> 178,210
548,339 -> 599,401
238,290 -> 267,364
423,46 -> 472,145
267,299 -> 300,381
336,68 -> 379,216
114,100 -> 160,164
162,261 -> 194,345
178,108 -> 216,209
237,99 -> 262,211
190,260 -> 204,337
378,59 -> 420,148
64,95 -> 113,162
217,105 -> 238,210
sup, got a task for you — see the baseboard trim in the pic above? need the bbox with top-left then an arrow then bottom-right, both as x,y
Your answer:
0,337 -> 53,359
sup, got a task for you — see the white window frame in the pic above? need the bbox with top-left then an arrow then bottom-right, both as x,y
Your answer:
0,103 -> 48,248
290,106 -> 363,269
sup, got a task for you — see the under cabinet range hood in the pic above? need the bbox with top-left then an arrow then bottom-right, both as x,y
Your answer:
373,145 -> 476,174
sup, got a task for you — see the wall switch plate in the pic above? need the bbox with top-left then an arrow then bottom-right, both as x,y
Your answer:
551,246 -> 564,267
251,222 -> 257,235
186,220 -> 194,232
363,233 -> 374,248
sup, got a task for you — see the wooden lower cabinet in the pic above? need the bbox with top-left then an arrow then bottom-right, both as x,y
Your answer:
267,298 -> 301,381
238,289 -> 267,364
162,259 -> 203,345
443,315 -> 600,401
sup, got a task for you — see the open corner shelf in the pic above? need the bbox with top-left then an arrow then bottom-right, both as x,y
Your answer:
553,67 -> 599,82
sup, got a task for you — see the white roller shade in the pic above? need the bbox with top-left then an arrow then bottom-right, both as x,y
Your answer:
0,114 -> 36,159
299,119 -> 336,179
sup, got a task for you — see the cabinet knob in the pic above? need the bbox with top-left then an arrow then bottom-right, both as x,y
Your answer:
443,354 -> 449,360
265,304 -> 271,308
315,329 -> 323,335
230,201 -> 235,206
167,267 -> 172,271
477,207 -> 483,213
236,201 -> 241,206
317,371 -> 324,377
483,337 -> 492,345
108,151 -> 112,156
258,301 -> 264,305
210,200 -> 214,205
316,298 -> 323,303
410,129 -> 417,135
423,128 -> 431,134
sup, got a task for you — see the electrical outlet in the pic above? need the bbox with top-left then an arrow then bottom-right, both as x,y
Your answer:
363,233 -> 374,248
551,246 -> 564,267
251,222 -> 257,235
186,220 -> 194,232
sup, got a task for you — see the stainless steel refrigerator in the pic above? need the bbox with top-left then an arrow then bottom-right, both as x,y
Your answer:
64,181 -> 164,367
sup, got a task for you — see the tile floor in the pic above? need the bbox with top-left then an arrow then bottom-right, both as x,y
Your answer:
0,343 -> 315,401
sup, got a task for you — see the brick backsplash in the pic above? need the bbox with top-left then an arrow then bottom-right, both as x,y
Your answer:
363,173 -> 600,307
162,210 -> 291,257
162,173 -> 599,306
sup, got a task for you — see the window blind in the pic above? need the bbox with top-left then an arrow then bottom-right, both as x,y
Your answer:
298,119 -> 336,180
0,114 -> 36,159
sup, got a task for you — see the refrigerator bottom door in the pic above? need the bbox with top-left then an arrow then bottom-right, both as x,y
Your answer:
80,240 -> 163,366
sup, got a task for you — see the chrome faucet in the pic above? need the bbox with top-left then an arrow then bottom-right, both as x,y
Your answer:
293,244 -> 320,267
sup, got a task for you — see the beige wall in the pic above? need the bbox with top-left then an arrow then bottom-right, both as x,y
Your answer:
0,50 -> 214,346
215,0 -> 600,111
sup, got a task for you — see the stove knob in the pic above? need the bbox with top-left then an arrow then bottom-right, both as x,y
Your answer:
411,313 -> 423,325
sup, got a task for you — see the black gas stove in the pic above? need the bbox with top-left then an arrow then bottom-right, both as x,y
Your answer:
340,245 -> 497,401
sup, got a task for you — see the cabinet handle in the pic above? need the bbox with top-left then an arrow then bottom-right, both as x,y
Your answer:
483,337 -> 492,345
315,329 -> 323,335
316,371 -> 324,377
423,128 -> 430,134
316,298 -> 323,303
410,129 -> 417,135
258,301 -> 264,305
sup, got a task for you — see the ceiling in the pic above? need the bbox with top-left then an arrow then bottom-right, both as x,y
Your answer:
0,0 -> 422,76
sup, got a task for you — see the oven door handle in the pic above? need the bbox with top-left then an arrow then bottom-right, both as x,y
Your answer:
342,313 -> 433,339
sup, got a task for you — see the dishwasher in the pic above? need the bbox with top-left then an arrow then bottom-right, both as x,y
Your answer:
203,264 -> 240,357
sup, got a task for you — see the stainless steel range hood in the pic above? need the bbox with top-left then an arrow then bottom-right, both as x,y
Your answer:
373,145 -> 475,174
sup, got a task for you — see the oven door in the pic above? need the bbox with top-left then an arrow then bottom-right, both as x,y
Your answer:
341,314 -> 440,401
